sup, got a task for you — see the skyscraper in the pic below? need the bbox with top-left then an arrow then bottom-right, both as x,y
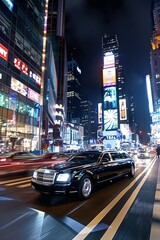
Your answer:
101,34 -> 128,148
67,60 -> 81,123
45,0 -> 67,147
151,0 -> 160,110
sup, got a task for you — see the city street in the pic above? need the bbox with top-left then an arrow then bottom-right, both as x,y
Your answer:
0,155 -> 159,240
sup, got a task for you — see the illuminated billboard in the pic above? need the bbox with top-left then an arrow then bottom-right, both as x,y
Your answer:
14,57 -> 29,75
119,99 -> 127,120
103,52 -> 115,68
28,88 -> 40,103
98,103 -> 102,124
104,109 -> 118,130
2,0 -> 14,11
146,75 -> 153,113
104,87 -> 117,110
0,43 -> 8,61
11,77 -> 28,96
103,67 -> 116,87
152,112 -> 160,123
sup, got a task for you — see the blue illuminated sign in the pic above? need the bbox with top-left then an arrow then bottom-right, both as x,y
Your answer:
2,0 -> 14,11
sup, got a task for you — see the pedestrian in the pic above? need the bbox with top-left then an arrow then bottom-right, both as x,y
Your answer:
156,146 -> 160,159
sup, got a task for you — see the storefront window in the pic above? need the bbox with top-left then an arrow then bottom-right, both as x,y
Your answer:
26,105 -> 34,117
4,94 -> 9,108
19,101 -> 26,114
0,92 -> 5,107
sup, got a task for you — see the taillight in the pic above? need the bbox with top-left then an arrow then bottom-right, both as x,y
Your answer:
0,158 -> 7,162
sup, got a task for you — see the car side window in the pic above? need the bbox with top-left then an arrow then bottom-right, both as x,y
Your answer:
121,152 -> 127,158
111,153 -> 123,160
102,153 -> 110,162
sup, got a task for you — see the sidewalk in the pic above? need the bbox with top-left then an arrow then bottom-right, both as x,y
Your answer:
150,157 -> 160,239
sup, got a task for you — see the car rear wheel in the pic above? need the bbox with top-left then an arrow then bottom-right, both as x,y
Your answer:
78,175 -> 92,199
128,164 -> 135,177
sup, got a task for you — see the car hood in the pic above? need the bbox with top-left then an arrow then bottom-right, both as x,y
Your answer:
36,160 -> 95,172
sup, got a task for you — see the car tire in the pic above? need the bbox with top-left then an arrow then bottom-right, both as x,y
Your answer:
78,175 -> 92,199
128,164 -> 135,177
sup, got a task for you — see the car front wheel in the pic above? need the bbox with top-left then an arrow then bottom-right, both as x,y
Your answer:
78,175 -> 92,199
128,164 -> 135,177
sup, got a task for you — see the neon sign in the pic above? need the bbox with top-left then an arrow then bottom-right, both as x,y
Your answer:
0,43 -> 8,61
14,57 -> 28,75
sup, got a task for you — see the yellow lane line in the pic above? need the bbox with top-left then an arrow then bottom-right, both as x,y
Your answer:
18,183 -> 31,188
101,158 -> 155,239
0,176 -> 31,184
5,179 -> 31,186
73,157 -> 156,240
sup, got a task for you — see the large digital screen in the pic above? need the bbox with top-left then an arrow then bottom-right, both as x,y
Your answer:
104,109 -> 118,130
104,87 -> 117,110
28,88 -> 40,103
119,99 -> 127,120
103,67 -> 116,87
11,77 -> 28,96
103,52 -> 115,68
152,112 -> 160,123
98,103 -> 102,124
2,0 -> 14,11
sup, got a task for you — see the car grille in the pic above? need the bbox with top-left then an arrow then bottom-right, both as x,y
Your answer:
36,169 -> 57,185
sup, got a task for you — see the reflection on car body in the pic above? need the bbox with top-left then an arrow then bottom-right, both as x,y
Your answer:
0,151 -> 70,172
31,150 -> 135,199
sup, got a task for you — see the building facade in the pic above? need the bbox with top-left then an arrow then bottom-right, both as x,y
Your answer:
0,0 -> 46,151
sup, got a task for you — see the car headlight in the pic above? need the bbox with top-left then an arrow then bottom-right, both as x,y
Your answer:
33,171 -> 37,179
56,173 -> 70,182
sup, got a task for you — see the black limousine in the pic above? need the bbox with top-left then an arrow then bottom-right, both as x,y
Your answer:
31,150 -> 135,199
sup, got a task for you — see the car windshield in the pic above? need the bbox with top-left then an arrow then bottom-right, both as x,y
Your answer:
67,152 -> 101,164
139,150 -> 146,153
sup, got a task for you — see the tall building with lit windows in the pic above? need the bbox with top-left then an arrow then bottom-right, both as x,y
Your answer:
101,34 -> 129,148
67,60 -> 81,123
45,0 -> 67,147
151,0 -> 160,111
0,0 -> 45,151
150,0 -> 160,144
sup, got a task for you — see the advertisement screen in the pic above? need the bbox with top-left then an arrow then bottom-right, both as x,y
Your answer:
119,99 -> 127,120
103,67 -> 116,87
11,77 -> 28,96
104,109 -> 118,130
2,0 -> 14,11
28,88 -> 40,103
103,52 -> 115,68
104,87 -> 117,110
98,103 -> 102,124
151,123 -> 160,141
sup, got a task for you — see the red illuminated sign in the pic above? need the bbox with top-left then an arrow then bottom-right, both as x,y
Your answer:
14,57 -> 29,75
0,43 -> 8,61
14,56 -> 41,85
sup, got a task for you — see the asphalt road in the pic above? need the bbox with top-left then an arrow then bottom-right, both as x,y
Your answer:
0,155 -> 159,240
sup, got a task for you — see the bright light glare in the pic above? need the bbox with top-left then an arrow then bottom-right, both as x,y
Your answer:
146,75 -> 153,113
56,173 -> 70,182
33,171 -> 37,178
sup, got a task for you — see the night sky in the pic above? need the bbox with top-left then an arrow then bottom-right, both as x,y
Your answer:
65,0 -> 154,134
